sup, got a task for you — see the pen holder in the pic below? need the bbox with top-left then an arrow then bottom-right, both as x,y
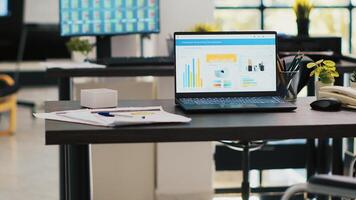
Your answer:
280,71 -> 300,102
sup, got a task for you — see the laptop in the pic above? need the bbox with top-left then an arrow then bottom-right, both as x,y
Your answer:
174,31 -> 297,112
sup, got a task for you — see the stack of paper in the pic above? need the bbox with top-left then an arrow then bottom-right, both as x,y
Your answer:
34,106 -> 191,127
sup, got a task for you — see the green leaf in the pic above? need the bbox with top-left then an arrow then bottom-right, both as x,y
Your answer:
331,71 -> 339,77
307,62 -> 316,68
323,60 -> 335,67
310,69 -> 315,77
315,59 -> 324,65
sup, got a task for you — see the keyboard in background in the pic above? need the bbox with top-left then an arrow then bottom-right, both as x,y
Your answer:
179,97 -> 283,105
92,56 -> 174,67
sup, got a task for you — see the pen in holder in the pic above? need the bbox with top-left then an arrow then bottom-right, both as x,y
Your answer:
280,71 -> 300,101
277,53 -> 303,102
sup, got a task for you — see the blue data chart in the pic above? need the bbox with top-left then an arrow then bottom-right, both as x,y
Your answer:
60,0 -> 160,36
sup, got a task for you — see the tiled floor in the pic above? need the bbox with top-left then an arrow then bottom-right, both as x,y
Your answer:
0,87 -> 59,200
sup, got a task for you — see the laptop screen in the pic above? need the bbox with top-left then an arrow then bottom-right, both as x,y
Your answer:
175,32 -> 277,94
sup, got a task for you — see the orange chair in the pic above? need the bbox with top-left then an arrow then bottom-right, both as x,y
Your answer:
0,75 -> 17,135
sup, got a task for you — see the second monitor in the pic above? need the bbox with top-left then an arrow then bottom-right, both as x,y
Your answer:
60,0 -> 160,36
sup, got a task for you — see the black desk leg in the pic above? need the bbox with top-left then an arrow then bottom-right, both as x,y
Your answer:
67,144 -> 91,200
306,139 -> 316,200
60,144 -> 91,200
241,142 -> 250,200
332,139 -> 343,175
331,139 -> 343,200
317,139 -> 331,174
60,145 -> 67,200
58,77 -> 71,101
306,139 -> 316,178
58,77 -> 71,200
316,139 -> 331,200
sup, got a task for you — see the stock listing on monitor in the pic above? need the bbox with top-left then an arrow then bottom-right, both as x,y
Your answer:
60,0 -> 160,36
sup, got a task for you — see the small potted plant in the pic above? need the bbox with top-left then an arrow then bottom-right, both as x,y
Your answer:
66,37 -> 94,62
307,59 -> 339,99
293,0 -> 313,37
350,70 -> 356,89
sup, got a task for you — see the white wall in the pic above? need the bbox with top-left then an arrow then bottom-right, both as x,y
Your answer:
154,0 -> 215,56
153,1 -> 215,200
24,0 -> 59,23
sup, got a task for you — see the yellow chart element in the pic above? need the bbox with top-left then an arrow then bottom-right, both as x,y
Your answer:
184,58 -> 203,88
190,72 -> 193,87
197,59 -> 202,87
206,54 -> 237,63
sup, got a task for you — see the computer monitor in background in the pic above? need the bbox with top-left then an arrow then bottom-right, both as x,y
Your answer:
60,0 -> 160,36
0,0 -> 70,61
0,0 -> 8,17
59,0 -> 160,59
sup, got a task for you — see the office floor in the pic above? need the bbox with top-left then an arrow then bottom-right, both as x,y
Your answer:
0,87 -> 59,200
0,86 -> 305,200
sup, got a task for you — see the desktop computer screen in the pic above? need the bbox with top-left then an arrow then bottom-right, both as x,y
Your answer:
0,0 -> 8,17
60,0 -> 160,36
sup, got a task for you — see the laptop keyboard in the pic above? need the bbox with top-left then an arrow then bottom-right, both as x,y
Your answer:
180,96 -> 283,105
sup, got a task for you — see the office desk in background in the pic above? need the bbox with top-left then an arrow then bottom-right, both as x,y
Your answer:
45,97 -> 356,200
0,61 -> 57,86
46,58 -> 356,99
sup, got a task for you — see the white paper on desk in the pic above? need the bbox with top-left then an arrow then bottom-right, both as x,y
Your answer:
42,62 -> 106,69
34,110 -> 105,126
34,106 -> 191,127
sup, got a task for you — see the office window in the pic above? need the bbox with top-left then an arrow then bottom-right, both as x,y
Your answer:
215,10 -> 260,31
313,0 -> 349,6
263,0 -> 293,6
310,8 -> 350,53
215,0 -> 355,53
215,0 -> 260,7
264,9 -> 296,35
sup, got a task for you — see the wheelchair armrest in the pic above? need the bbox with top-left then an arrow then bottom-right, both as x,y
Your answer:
309,174 -> 356,190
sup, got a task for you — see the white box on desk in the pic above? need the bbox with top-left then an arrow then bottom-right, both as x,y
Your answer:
80,88 -> 118,108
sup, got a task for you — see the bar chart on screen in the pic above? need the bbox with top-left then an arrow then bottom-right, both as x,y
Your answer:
183,58 -> 203,89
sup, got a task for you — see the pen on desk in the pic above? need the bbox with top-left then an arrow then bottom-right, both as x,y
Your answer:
97,112 -> 146,119
98,112 -> 133,118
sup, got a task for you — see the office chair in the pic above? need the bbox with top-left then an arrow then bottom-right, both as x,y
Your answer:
281,174 -> 356,200
219,56 -> 313,200
0,74 -> 19,135
0,0 -> 36,113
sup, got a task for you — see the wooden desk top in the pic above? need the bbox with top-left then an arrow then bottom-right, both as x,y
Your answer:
45,97 -> 356,145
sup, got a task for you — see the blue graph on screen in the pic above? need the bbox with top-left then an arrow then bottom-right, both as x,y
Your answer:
60,0 -> 160,36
